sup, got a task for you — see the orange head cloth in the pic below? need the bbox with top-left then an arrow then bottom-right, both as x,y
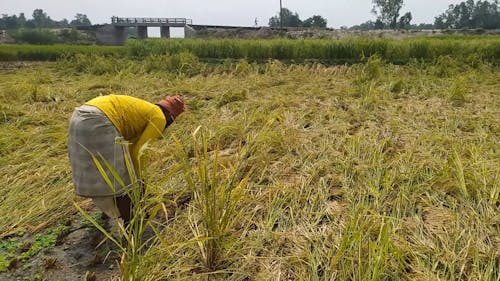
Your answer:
157,95 -> 185,121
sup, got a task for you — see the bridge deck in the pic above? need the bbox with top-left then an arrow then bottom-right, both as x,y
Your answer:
111,17 -> 192,27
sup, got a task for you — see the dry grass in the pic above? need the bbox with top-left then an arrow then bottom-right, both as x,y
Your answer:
0,57 -> 498,280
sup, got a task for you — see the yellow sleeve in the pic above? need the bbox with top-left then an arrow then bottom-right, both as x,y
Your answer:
129,117 -> 166,177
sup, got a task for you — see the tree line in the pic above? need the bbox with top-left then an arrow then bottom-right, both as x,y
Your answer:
435,0 -> 499,29
270,0 -> 499,30
0,9 -> 91,29
268,8 -> 328,28
1,1 -> 499,31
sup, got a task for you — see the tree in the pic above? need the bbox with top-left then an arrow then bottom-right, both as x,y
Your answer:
372,0 -> 404,29
268,8 -> 302,27
18,13 -> 26,28
56,19 -> 69,28
59,28 -> 80,43
302,15 -> 327,28
434,0 -> 499,29
32,9 -> 50,27
398,12 -> 412,28
374,19 -> 385,29
472,0 -> 499,29
350,20 -> 377,30
70,13 -> 91,26
1,14 -> 19,29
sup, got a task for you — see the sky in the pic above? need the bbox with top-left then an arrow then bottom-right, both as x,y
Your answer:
3,0 -> 465,36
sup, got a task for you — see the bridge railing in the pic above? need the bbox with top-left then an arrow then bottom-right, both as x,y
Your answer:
111,17 -> 192,25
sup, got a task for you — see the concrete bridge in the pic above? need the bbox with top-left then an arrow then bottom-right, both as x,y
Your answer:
111,17 -> 193,39
92,17 -> 262,45
94,17 -> 193,45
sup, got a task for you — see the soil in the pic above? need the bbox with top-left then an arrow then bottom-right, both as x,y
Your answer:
0,209 -> 121,281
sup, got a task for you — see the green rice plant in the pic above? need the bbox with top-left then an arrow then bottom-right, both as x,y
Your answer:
234,59 -> 252,76
449,76 -> 468,107
214,58 -> 235,74
0,255 -> 8,273
170,127 -> 248,271
389,79 -> 405,95
174,52 -> 205,76
216,90 -> 248,108
0,44 -> 126,61
124,37 -> 500,64
353,55 -> 385,98
432,55 -> 460,78
385,41 -> 410,64
2,37 -> 500,64
331,206 -> 408,280
264,59 -> 285,76
56,53 -> 137,75
409,40 -> 433,61
451,148 -> 469,198
142,52 -> 204,76
0,49 -> 17,61
363,54 -> 384,81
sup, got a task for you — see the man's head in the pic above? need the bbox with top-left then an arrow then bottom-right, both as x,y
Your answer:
157,95 -> 185,125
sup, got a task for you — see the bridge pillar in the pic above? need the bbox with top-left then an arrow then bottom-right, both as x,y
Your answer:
160,26 -> 170,38
95,25 -> 127,45
137,26 -> 148,39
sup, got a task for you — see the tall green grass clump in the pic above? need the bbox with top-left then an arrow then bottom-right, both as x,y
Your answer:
171,127 -> 248,271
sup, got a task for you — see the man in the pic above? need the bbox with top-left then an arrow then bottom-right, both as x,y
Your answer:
68,94 -> 185,224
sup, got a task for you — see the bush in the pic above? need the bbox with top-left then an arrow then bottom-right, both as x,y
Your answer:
57,28 -> 93,45
9,29 -> 60,45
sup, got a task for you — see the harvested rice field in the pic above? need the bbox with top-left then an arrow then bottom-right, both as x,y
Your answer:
0,51 -> 499,280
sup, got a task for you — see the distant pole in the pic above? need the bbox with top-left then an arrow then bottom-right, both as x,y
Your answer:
280,0 -> 283,29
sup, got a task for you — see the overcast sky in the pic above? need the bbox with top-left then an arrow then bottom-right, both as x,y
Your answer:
3,0 -> 465,31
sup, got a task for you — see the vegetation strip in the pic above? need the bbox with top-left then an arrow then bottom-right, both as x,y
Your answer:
1,37 -> 500,63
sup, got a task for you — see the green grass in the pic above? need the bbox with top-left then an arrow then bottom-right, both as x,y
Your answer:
0,224 -> 69,273
0,55 -> 498,280
0,44 -> 126,61
126,37 -> 500,64
1,36 -> 500,64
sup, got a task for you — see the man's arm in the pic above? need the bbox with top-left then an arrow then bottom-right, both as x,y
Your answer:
129,118 -> 166,177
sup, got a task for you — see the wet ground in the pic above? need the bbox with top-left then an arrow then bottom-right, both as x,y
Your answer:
0,210 -> 121,281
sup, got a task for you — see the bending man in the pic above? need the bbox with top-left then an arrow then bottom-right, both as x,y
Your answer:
68,94 -> 185,224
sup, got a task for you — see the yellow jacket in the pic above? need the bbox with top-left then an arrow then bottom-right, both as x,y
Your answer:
86,95 -> 166,175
